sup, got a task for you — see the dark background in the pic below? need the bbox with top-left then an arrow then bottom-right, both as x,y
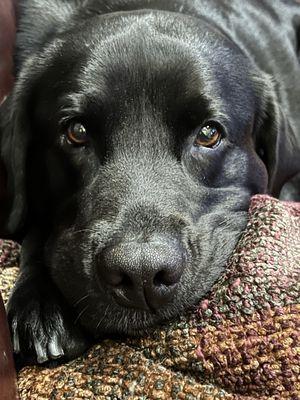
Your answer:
0,0 -> 17,232
0,0 -> 16,103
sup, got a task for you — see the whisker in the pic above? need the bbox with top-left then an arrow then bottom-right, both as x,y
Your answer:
74,305 -> 89,325
72,293 -> 90,307
71,228 -> 98,236
96,305 -> 110,332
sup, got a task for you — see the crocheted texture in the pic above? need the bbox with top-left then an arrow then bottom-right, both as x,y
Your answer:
0,195 -> 299,399
0,239 -> 20,268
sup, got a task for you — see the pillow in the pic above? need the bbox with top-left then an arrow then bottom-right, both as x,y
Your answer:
1,195 -> 299,399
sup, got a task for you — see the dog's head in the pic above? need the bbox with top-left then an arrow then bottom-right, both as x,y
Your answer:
1,9 -> 298,336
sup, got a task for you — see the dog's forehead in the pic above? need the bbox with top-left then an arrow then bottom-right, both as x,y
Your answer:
76,35 -> 213,105
60,16 -> 254,130
32,12 -> 258,142
59,37 -> 229,138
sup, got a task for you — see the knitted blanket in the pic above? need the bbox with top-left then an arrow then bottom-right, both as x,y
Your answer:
0,195 -> 299,399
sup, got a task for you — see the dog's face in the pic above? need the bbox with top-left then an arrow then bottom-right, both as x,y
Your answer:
1,11 -> 286,337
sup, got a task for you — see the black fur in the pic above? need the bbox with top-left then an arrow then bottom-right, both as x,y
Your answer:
1,0 -> 300,366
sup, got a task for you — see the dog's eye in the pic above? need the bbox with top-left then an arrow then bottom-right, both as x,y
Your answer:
66,122 -> 88,145
194,124 -> 222,148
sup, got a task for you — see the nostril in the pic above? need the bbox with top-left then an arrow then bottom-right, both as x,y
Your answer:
106,270 -> 133,288
153,270 -> 171,286
153,266 -> 182,287
119,273 -> 133,288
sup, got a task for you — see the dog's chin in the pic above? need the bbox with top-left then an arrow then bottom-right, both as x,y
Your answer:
80,298 -> 192,339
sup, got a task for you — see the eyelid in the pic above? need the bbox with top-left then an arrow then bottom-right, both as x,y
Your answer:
57,106 -> 85,127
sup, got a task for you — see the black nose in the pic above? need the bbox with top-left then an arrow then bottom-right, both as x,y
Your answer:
97,237 -> 185,311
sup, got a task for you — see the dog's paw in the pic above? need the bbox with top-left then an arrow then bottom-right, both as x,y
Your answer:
7,277 -> 90,367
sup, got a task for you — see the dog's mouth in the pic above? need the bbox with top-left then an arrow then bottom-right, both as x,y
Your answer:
92,306 -> 182,338
76,272 -> 201,339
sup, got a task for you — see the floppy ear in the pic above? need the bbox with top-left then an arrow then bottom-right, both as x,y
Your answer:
15,0 -> 76,72
0,93 -> 30,237
254,73 -> 300,197
0,0 -> 76,237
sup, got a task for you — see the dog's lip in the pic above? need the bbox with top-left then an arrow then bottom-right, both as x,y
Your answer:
92,307 -> 161,338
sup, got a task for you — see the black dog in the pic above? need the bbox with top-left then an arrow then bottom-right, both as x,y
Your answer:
1,0 -> 300,366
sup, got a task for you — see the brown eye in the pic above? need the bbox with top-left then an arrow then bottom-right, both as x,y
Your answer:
194,124 -> 222,148
66,122 -> 88,145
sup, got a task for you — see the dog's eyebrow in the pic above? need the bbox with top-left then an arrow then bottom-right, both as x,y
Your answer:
57,91 -> 107,125
57,93 -> 87,124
